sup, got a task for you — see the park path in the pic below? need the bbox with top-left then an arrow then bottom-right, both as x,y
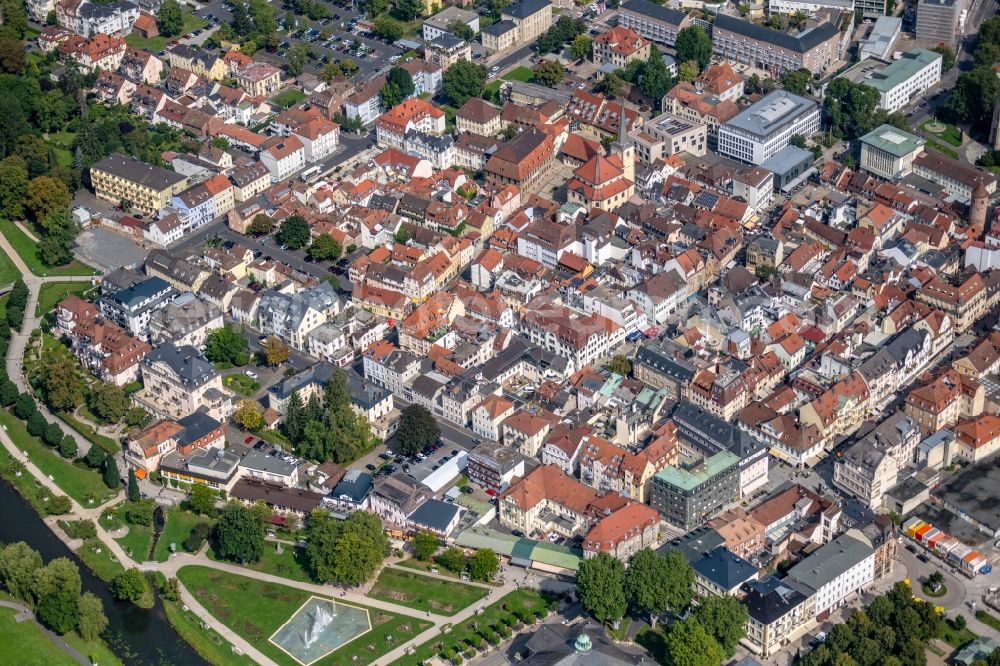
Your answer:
0,232 -> 104,463
0,599 -> 89,665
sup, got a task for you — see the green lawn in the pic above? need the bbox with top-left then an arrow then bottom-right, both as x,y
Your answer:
176,566 -> 433,666
154,509 -> 213,562
0,219 -> 99,277
76,537 -> 126,582
0,606 -> 77,665
0,243 -> 20,286
503,66 -> 535,83
0,409 -> 113,505
63,630 -> 122,666
125,11 -> 206,51
207,541 -> 312,583
162,596 -> 256,666
35,281 -> 94,316
921,118 -> 963,146
941,619 -> 977,648
977,610 -> 1000,631
635,625 -> 669,665
46,132 -> 77,170
223,374 -> 260,396
397,557 -> 466,581
111,516 -> 154,563
368,568 -> 488,616
271,89 -> 306,109
401,589 -> 553,665
925,139 -> 960,160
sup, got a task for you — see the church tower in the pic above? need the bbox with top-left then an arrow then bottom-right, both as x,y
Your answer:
611,99 -> 635,185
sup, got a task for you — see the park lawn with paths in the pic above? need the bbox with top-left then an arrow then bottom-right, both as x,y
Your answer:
0,605 -> 78,665
114,522 -> 154,562
921,118 -> 963,147
176,565 -> 433,666
367,568 -> 488,616
162,596 -> 256,666
401,588 -> 554,665
35,281 -> 95,316
76,537 -> 126,582
207,542 -> 313,583
125,11 -> 206,51
0,408 -> 113,505
223,374 -> 260,397
0,219 -> 99,277
154,509 -> 213,562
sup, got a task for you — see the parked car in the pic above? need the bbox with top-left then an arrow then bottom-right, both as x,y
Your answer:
365,463 -> 377,471
245,370 -> 258,380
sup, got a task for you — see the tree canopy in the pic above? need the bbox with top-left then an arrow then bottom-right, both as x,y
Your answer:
205,325 -> 249,366
536,16 -> 585,54
692,595 -> 748,657
304,510 -> 389,585
214,503 -> 265,563
396,404 -> 440,456
675,26 -> 712,72
665,618 -> 725,666
443,60 -> 487,107
158,0 -> 184,36
276,215 -> 310,250
624,548 -> 693,628
380,66 -> 416,109
576,552 -> 626,624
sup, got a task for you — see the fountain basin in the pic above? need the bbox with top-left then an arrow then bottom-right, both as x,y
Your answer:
269,596 -> 372,665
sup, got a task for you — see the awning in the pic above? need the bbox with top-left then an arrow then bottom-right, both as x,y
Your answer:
510,557 -> 532,568
135,468 -> 147,479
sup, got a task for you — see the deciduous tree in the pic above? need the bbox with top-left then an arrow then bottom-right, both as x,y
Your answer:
608,355 -> 631,377
275,214 -> 310,249
0,541 -> 43,605
469,548 -> 498,581
577,552 -> 626,624
436,546 -> 466,573
24,175 -> 71,223
396,404 -> 440,456
305,510 -> 388,584
412,531 -> 439,560
90,381 -> 128,423
188,483 -> 217,515
307,233 -> 342,261
533,60 -> 565,87
158,0 -> 184,37
675,26 -> 712,71
665,618 -> 724,666
111,568 -> 153,608
214,504 -> 265,563
234,399 -> 264,431
262,336 -> 290,366
75,592 -> 108,641
692,594 -> 748,657
570,34 -> 591,61
204,325 -> 249,366
442,60 -> 487,106
43,353 -> 83,411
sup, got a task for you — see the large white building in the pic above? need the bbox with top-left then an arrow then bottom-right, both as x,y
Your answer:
768,0 -> 852,15
717,91 -> 820,165
839,48 -> 942,113
785,530 -> 875,616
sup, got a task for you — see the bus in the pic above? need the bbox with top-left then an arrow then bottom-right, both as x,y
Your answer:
299,166 -> 322,182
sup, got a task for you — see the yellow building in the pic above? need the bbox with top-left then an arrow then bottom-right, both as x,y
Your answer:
481,0 -> 552,52
235,61 -> 282,98
90,153 -> 189,214
164,44 -> 225,80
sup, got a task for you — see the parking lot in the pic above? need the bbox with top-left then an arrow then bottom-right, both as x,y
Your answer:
192,1 -> 404,81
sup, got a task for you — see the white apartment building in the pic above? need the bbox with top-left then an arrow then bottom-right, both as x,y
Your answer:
718,91 -> 820,165
260,136 -> 306,183
292,118 -> 340,164
768,0 -> 853,15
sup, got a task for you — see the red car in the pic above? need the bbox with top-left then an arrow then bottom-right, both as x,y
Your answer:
485,488 -> 497,497
244,436 -> 255,444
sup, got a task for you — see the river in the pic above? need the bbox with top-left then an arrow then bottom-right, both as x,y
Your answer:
0,481 -> 208,665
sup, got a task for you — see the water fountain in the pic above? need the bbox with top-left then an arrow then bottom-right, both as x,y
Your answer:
302,601 -> 336,648
270,597 -> 371,665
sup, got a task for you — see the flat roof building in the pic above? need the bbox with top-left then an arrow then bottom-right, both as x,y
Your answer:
617,0 -> 690,47
650,451 -> 740,530
916,0 -> 967,47
859,124 -> 926,181
839,48 -> 942,113
712,14 -> 842,76
718,91 -> 820,166
859,17 -> 902,60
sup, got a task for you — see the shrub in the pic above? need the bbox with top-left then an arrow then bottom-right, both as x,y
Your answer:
183,523 -> 211,552
43,423 -> 63,446
27,412 -> 48,437
14,393 -> 37,420
59,434 -> 77,458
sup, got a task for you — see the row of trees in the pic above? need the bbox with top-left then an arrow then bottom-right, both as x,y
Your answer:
0,541 -> 108,639
537,16 -> 586,55
412,532 -> 499,581
282,369 -> 374,463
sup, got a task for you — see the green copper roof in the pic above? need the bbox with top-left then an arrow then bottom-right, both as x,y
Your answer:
654,451 -> 739,492
860,124 -> 925,158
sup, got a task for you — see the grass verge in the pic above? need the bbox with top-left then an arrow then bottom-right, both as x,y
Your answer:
0,408 -> 113,505
368,568 -> 488,616
976,609 -> 1000,632
0,241 -> 20,285
0,605 -> 77,665
940,618 -> 977,648
925,139 -> 960,160
58,411 -> 119,454
0,219 -> 99,277
176,565 -> 433,666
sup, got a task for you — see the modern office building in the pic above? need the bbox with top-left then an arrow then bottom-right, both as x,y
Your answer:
915,0 -> 968,47
649,451 -> 739,530
717,91 -> 820,165
859,125 -> 926,180
631,111 -> 708,163
617,0 -> 690,47
768,0 -> 852,15
711,14 -> 841,76
840,48 -> 942,113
